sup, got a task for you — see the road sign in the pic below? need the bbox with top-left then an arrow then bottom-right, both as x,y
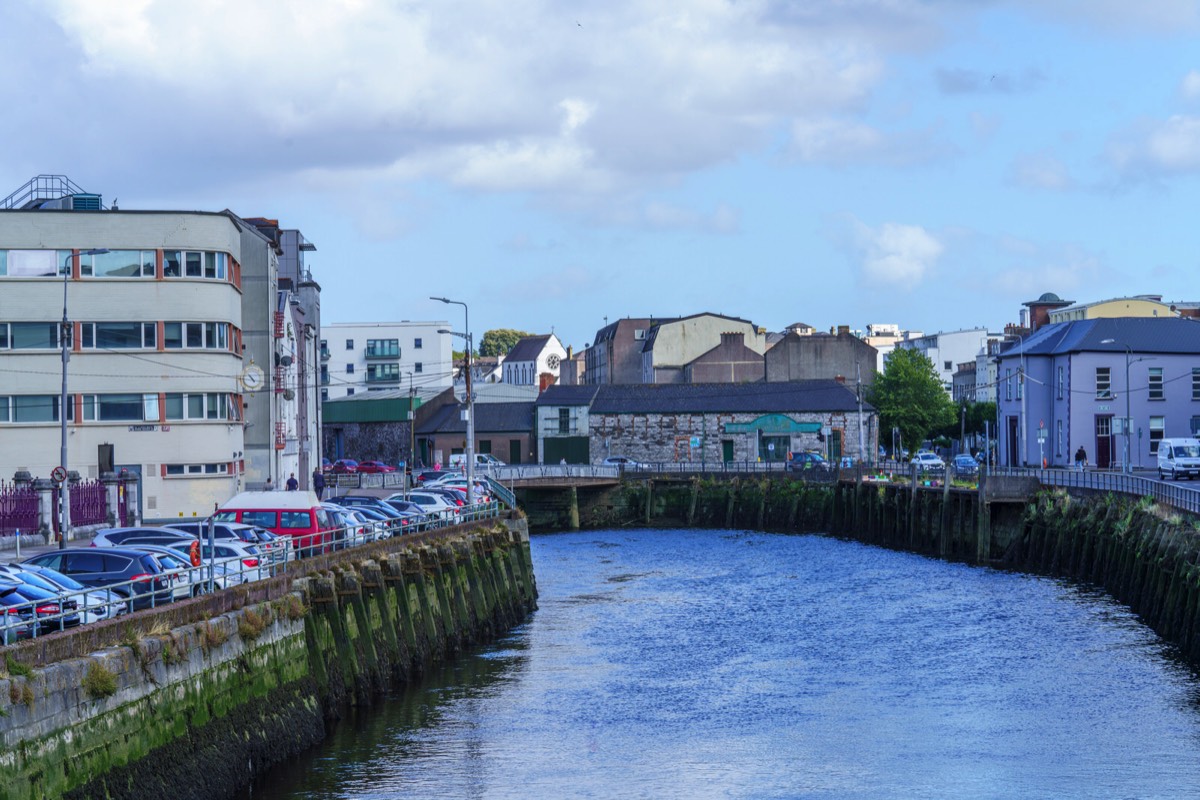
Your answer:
51,466 -> 67,483
690,436 -> 701,448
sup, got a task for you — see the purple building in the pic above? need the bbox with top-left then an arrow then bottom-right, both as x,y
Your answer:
996,318 -> 1200,469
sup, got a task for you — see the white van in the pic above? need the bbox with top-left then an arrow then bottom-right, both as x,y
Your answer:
448,453 -> 505,470
1157,438 -> 1200,480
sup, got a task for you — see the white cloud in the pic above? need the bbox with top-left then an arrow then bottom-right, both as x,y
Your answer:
1109,115 -> 1200,177
1181,70 -> 1200,101
855,221 -> 943,285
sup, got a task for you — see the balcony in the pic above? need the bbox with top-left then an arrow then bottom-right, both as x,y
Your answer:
366,371 -> 401,384
320,346 -> 331,362
364,340 -> 400,359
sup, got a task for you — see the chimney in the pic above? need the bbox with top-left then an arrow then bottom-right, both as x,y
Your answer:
837,325 -> 850,336
835,375 -> 846,384
566,345 -> 574,359
538,372 -> 556,392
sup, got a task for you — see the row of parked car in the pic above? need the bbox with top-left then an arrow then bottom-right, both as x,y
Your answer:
0,471 -> 500,643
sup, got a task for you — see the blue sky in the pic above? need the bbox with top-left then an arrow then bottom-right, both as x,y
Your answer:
4,1 -> 1200,352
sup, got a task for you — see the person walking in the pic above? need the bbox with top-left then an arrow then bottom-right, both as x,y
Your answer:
312,468 -> 325,500
286,472 -> 299,491
1075,445 -> 1087,471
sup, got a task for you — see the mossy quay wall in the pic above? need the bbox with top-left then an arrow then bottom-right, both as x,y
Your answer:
0,519 -> 537,800
570,475 -> 1200,668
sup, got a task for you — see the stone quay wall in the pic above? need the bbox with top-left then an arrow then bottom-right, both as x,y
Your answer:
0,517 -> 536,800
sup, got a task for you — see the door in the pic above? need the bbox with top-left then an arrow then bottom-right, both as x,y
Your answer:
760,435 -> 789,462
1095,415 -> 1113,469
509,439 -> 522,465
1006,416 -> 1019,466
828,430 -> 843,462
722,440 -> 734,462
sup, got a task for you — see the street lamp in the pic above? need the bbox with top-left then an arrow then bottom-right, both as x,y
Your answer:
60,248 -> 109,548
1100,338 -> 1149,474
432,295 -> 474,508
405,370 -> 415,499
1002,332 -> 1028,467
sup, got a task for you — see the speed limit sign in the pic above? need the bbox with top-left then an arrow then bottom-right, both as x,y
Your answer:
51,466 -> 67,483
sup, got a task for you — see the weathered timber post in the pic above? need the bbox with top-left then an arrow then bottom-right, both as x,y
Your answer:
939,468 -> 952,557
568,486 -> 580,531
645,480 -> 654,526
725,479 -> 737,528
687,478 -> 699,527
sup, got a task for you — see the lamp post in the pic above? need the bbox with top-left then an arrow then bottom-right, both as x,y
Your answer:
432,296 -> 473,508
1101,338 -> 1136,474
60,248 -> 109,548
1002,332 -> 1027,467
406,370 -> 415,499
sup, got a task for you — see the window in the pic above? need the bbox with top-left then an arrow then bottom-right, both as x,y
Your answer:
558,407 -> 571,434
321,389 -> 329,401
1016,368 -> 1023,400
365,339 -> 400,358
944,360 -> 952,371
1056,419 -> 1063,456
0,250 -> 58,277
1194,368 -> 1200,401
1192,416 -> 1200,436
1005,368 -> 1013,401
1150,416 -> 1165,454
80,322 -> 156,349
78,393 -> 158,422
367,363 -> 400,382
346,388 -> 355,396
1149,367 -> 1164,400
414,337 -> 423,349
346,363 -> 355,374
164,462 -> 228,477
1096,367 -> 1112,399
280,511 -> 312,529
240,511 -> 278,528
9,395 -> 63,422
1057,366 -> 1064,400
81,250 -> 155,278
165,393 -> 231,421
345,339 -> 354,350
415,362 -> 423,373
1,322 -> 60,350
164,322 -> 229,350
163,250 -> 227,280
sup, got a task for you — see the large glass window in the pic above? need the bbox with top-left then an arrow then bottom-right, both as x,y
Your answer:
81,322 -> 155,349
82,250 -> 154,278
166,392 -> 231,421
163,250 -> 227,280
1149,367 -> 1164,400
11,395 -> 60,422
1194,368 -> 1200,401
1057,366 -> 1064,400
164,322 -> 228,350
8,322 -> 59,349
367,363 -> 400,382
365,339 -> 400,358
0,250 -> 58,277
99,394 -> 144,421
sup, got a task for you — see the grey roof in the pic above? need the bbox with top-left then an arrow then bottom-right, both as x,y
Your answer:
505,334 -> 554,362
417,401 -> 534,434
537,381 -> 869,414
1001,318 -> 1200,358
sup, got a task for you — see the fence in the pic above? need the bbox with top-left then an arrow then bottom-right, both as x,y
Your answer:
327,472 -> 408,491
70,480 -> 108,527
989,466 -> 1200,516
0,482 -> 38,536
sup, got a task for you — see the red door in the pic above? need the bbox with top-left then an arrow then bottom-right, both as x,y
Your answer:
1094,415 -> 1113,469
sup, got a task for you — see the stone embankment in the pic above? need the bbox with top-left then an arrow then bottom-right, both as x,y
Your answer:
0,516 -> 536,800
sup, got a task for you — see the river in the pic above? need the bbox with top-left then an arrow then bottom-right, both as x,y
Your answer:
242,528 -> 1200,799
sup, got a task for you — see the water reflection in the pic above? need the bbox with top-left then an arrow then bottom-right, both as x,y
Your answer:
244,529 -> 1200,800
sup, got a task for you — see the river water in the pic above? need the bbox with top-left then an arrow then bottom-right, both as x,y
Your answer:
244,529 -> 1200,799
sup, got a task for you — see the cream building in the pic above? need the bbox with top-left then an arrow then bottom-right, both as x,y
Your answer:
0,180 -> 312,521
1048,296 -> 1181,323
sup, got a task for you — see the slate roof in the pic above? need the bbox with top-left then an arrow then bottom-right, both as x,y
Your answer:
536,385 -> 601,406
539,381 -> 869,414
1002,318 -> 1200,357
505,334 -> 554,362
417,401 -> 535,434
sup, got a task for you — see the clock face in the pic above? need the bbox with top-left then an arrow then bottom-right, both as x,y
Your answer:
241,364 -> 265,391
547,354 -> 560,369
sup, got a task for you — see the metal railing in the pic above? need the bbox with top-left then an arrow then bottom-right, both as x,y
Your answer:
327,472 -> 408,490
490,465 -> 621,481
988,466 -> 1200,515
1,501 -> 503,645
0,482 -> 38,536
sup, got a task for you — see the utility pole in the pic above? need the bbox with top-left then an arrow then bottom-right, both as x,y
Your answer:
856,363 -> 865,464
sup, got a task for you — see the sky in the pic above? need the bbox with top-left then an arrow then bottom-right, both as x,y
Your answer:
4,0 -> 1200,352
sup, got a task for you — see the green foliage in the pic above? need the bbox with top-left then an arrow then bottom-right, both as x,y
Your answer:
83,663 -> 117,699
478,328 -> 534,357
5,654 -> 31,679
868,348 -> 956,453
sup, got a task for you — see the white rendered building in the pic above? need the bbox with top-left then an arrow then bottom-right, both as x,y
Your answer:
321,322 -> 452,399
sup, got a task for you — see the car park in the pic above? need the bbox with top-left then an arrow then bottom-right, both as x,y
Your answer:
0,582 -> 79,641
21,548 -> 173,611
216,491 -> 334,556
785,452 -> 831,474
388,491 -> 459,521
0,567 -> 88,630
165,521 -> 288,566
165,540 -> 269,584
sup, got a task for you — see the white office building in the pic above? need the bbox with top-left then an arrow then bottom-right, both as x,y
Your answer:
321,322 -> 453,400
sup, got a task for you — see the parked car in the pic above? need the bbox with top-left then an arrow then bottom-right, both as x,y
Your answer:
602,456 -> 640,468
356,460 -> 397,474
952,455 -> 979,477
387,491 -> 459,521
14,564 -> 124,624
911,451 -> 946,470
328,495 -> 408,533
414,469 -> 459,485
330,459 -> 360,474
321,457 -> 333,473
165,540 -> 269,584
165,521 -> 289,566
0,583 -> 34,643
785,452 -> 831,474
215,491 -> 335,556
128,544 -> 244,594
90,526 -> 198,549
0,568 -> 84,632
21,548 -> 173,611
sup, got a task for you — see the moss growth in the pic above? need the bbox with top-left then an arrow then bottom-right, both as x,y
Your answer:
238,606 -> 273,642
20,681 -> 34,707
272,594 -> 307,621
198,622 -> 230,654
83,662 -> 118,699
5,653 -> 31,679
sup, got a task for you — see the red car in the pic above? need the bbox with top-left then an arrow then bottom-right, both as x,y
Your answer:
330,459 -> 359,474
357,460 -> 396,474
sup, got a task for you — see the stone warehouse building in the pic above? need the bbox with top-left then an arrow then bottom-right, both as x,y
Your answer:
536,382 -> 876,464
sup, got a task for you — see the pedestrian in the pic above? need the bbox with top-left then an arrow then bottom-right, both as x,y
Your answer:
286,472 -> 299,491
312,468 -> 325,500
264,475 -> 274,491
1075,445 -> 1087,471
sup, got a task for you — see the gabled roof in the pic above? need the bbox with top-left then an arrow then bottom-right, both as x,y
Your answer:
506,334 -> 557,362
538,381 -> 869,414
1001,318 -> 1200,358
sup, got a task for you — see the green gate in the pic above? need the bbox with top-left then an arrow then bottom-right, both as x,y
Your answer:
543,436 -> 590,464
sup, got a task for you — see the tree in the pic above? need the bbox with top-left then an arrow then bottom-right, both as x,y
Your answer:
478,329 -> 533,357
868,348 -> 956,454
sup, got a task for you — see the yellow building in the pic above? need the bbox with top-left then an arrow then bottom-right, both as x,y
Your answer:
1048,296 -> 1179,324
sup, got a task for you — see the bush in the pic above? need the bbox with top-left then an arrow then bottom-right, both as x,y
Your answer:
83,663 -> 118,699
